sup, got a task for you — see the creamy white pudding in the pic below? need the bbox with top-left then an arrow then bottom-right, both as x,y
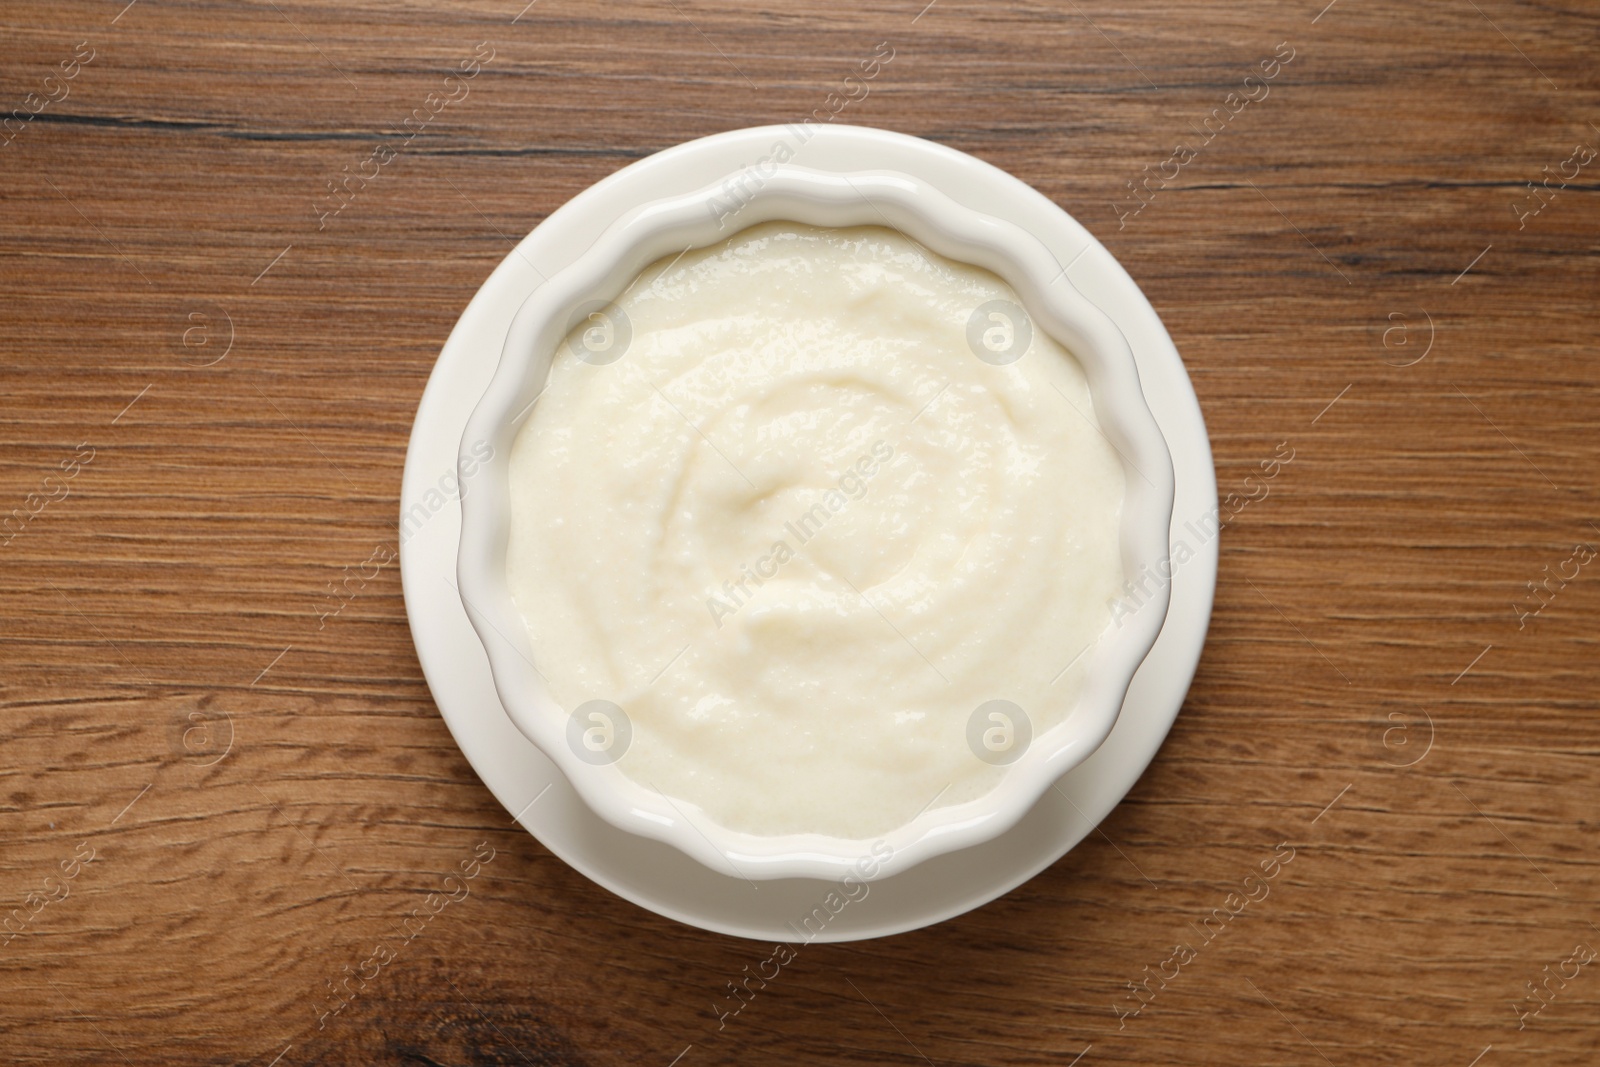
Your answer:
505,222 -> 1125,839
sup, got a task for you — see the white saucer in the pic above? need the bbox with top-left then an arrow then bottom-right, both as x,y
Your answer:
399,125 -> 1217,942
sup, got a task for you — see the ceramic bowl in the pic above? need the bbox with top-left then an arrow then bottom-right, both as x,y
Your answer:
456,163 -> 1175,881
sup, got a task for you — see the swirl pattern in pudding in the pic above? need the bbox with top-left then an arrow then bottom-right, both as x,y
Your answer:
506,222 -> 1125,839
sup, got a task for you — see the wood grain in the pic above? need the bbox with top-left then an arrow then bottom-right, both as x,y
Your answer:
2,1 -> 1598,1064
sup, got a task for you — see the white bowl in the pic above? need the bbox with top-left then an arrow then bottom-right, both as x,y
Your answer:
456,164 -> 1175,882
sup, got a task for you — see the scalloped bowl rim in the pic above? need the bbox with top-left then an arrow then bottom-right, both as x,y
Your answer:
456,165 -> 1175,882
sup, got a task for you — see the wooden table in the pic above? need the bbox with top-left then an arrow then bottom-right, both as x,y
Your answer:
3,1 -> 1597,1063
